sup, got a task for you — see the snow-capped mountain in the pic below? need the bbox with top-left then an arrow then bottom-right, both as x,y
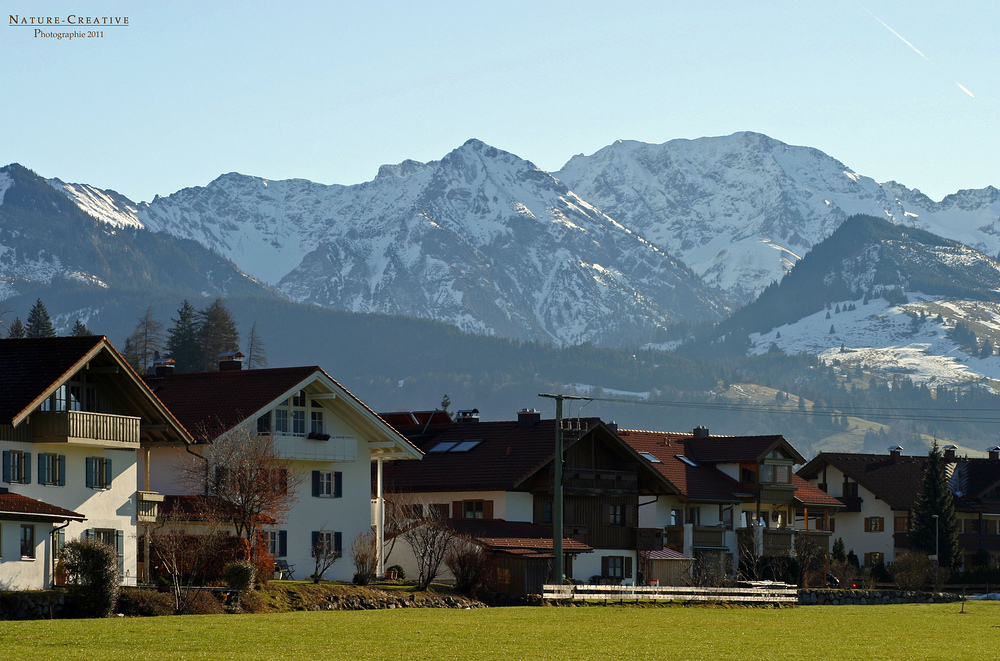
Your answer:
48,140 -> 727,346
556,132 -> 1000,303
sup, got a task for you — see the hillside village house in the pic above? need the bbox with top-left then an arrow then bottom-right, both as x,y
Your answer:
798,445 -> 1000,568
142,356 -> 421,582
379,409 -> 666,595
0,337 -> 191,590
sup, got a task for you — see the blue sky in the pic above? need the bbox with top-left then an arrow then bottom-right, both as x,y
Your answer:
3,1 -> 997,203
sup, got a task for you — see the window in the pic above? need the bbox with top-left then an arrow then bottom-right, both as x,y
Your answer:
864,516 -> 884,533
257,412 -> 271,434
894,516 -> 909,533
669,509 -> 684,526
274,409 -> 288,434
429,440 -> 482,453
292,391 -> 306,407
38,453 -> 65,486
608,504 -> 624,526
312,530 -> 342,557
864,551 -> 884,567
265,530 -> 287,557
741,465 -> 756,483
86,457 -> 112,489
542,501 -> 552,524
844,482 -> 859,498
2,450 -> 30,484
759,464 -> 791,484
601,555 -> 632,579
292,410 -> 306,436
463,501 -> 484,519
20,525 -> 35,559
86,529 -> 124,576
310,411 -> 324,434
639,452 -> 662,463
688,507 -> 701,526
676,455 -> 697,467
311,471 -> 342,498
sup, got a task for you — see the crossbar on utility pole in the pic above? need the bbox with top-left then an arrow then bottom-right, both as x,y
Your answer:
539,393 -> 591,586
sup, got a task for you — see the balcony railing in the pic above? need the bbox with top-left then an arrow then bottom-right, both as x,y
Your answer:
563,469 -> 637,493
841,496 -> 863,513
32,410 -> 140,447
137,491 -> 165,523
692,526 -> 727,548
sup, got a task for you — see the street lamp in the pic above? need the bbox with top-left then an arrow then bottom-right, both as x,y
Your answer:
932,514 -> 940,564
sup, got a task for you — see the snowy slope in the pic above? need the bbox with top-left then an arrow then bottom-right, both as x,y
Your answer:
556,132 -> 1000,303
52,140 -> 724,346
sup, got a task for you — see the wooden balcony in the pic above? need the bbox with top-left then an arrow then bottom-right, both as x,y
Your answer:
959,533 -> 1000,551
664,525 -> 684,551
795,529 -> 832,551
563,469 -> 637,494
692,526 -> 727,549
762,529 -> 794,555
32,410 -> 140,447
841,496 -> 863,513
137,491 -> 165,523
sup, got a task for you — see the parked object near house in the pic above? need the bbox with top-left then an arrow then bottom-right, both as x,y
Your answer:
142,358 -> 421,582
0,336 -> 191,590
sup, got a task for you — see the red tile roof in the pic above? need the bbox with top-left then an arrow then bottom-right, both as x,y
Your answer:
791,475 -> 843,507
381,417 -> 606,492
450,518 -> 592,555
643,548 -> 692,560
0,491 -> 85,521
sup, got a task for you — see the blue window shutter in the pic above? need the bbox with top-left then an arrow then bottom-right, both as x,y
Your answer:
86,457 -> 95,488
334,532 -> 342,555
278,530 -> 287,557
2,451 -> 9,483
312,471 -> 320,497
57,455 -> 66,486
334,472 -> 343,498
38,455 -> 45,484
23,453 -> 30,484
84,529 -> 93,540
104,457 -> 112,488
311,531 -> 319,556
116,530 -> 124,577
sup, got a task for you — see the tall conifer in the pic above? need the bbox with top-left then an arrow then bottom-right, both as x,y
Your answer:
166,300 -> 201,372
910,440 -> 959,567
25,298 -> 56,337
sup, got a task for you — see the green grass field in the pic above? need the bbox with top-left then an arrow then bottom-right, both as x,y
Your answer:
2,602 -> 997,660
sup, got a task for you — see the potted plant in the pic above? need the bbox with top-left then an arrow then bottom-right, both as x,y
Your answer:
54,558 -> 67,586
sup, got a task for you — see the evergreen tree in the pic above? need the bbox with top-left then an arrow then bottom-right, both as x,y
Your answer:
25,298 -> 56,337
910,440 -> 959,567
71,319 -> 92,336
166,300 -> 201,372
126,307 -> 164,373
197,298 -> 240,371
244,321 -> 268,370
7,317 -> 25,338
121,336 -> 142,373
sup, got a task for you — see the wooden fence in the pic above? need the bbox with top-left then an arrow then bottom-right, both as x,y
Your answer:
542,582 -> 798,604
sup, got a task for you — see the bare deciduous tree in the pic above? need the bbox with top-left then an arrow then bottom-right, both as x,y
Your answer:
310,532 -> 341,583
402,509 -> 455,591
351,531 -> 378,585
444,536 -> 492,597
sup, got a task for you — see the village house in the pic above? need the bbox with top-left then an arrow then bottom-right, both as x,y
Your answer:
0,336 -> 191,590
379,409 -> 670,595
619,427 -> 841,578
141,355 -> 421,582
798,445 -> 1000,568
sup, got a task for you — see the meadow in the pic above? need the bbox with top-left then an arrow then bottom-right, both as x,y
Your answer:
1,602 -> 996,660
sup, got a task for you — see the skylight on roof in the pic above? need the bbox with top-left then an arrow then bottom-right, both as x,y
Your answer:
429,440 -> 482,453
639,452 -> 662,463
676,455 -> 698,467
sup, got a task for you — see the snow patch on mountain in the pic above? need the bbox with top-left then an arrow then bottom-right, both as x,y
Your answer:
0,172 -> 12,206
47,179 -> 145,229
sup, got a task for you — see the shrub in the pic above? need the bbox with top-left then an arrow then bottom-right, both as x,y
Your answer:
444,537 -> 492,597
351,532 -> 378,586
387,565 -> 405,580
62,539 -> 120,618
116,589 -> 174,617
891,552 -> 932,591
223,560 -> 257,612
179,589 -> 225,615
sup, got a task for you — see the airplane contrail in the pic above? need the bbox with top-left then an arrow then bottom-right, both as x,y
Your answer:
857,2 -> 975,98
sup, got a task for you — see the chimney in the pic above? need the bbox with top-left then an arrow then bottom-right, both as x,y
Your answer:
889,446 -> 903,461
153,358 -> 176,377
456,408 -> 480,424
944,445 -> 958,462
607,420 -> 618,433
990,446 -> 1000,461
693,426 -> 709,439
217,351 -> 245,371
517,408 -> 541,429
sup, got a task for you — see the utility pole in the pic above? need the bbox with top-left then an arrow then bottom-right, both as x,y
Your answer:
539,393 -> 590,585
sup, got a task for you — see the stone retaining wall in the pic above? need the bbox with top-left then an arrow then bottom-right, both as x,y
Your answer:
0,591 -> 68,620
798,589 -> 960,606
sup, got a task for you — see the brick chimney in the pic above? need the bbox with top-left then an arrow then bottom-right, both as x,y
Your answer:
989,446 -> 1000,461
693,426 -> 709,439
888,446 -> 903,461
944,445 -> 958,462
153,358 -> 175,377
517,408 -> 541,428
217,351 -> 245,371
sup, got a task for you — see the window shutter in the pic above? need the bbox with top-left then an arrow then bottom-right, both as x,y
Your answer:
104,457 -> 112,487
483,500 -> 494,520
334,472 -> 343,498
603,504 -> 612,525
311,531 -> 319,556
116,530 -> 125,578
453,501 -> 462,519
38,455 -> 45,484
84,529 -> 93,540
625,557 -> 633,579
312,471 -> 320,497
278,530 -> 287,557
23,453 -> 30,484
334,532 -> 342,555
601,556 -> 610,576
57,455 -> 66,486
864,517 -> 871,532
2,451 -> 9,483
86,457 -> 95,488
